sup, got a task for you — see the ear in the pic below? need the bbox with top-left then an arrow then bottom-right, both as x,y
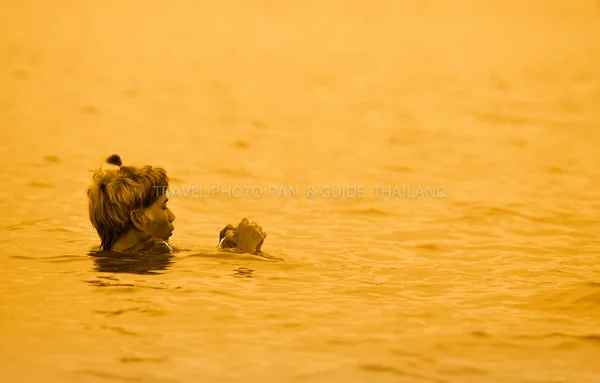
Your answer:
129,210 -> 145,230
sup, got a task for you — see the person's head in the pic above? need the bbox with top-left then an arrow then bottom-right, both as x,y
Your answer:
87,154 -> 175,250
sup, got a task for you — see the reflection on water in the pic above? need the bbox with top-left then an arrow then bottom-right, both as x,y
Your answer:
232,267 -> 255,278
89,250 -> 173,275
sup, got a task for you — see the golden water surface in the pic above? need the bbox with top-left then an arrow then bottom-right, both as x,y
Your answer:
1,1 -> 600,382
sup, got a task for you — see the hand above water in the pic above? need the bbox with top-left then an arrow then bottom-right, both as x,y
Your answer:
218,218 -> 267,254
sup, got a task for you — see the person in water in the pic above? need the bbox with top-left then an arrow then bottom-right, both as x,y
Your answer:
87,154 -> 267,254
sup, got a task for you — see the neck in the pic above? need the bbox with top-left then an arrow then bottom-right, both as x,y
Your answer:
110,229 -> 150,253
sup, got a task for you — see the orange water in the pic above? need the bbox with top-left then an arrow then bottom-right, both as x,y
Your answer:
1,1 -> 600,382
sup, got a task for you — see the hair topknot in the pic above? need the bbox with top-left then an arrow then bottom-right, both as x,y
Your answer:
106,154 -> 123,167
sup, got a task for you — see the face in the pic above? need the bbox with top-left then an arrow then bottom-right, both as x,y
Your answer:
141,196 -> 175,240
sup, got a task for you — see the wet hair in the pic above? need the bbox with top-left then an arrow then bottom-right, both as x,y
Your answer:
87,154 -> 169,250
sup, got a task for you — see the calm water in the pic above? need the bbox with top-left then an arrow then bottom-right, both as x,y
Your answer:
1,1 -> 600,382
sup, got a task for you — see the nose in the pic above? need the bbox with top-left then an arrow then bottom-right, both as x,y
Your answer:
168,209 -> 176,222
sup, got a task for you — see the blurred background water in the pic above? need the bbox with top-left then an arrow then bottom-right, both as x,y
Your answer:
1,1 -> 599,382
